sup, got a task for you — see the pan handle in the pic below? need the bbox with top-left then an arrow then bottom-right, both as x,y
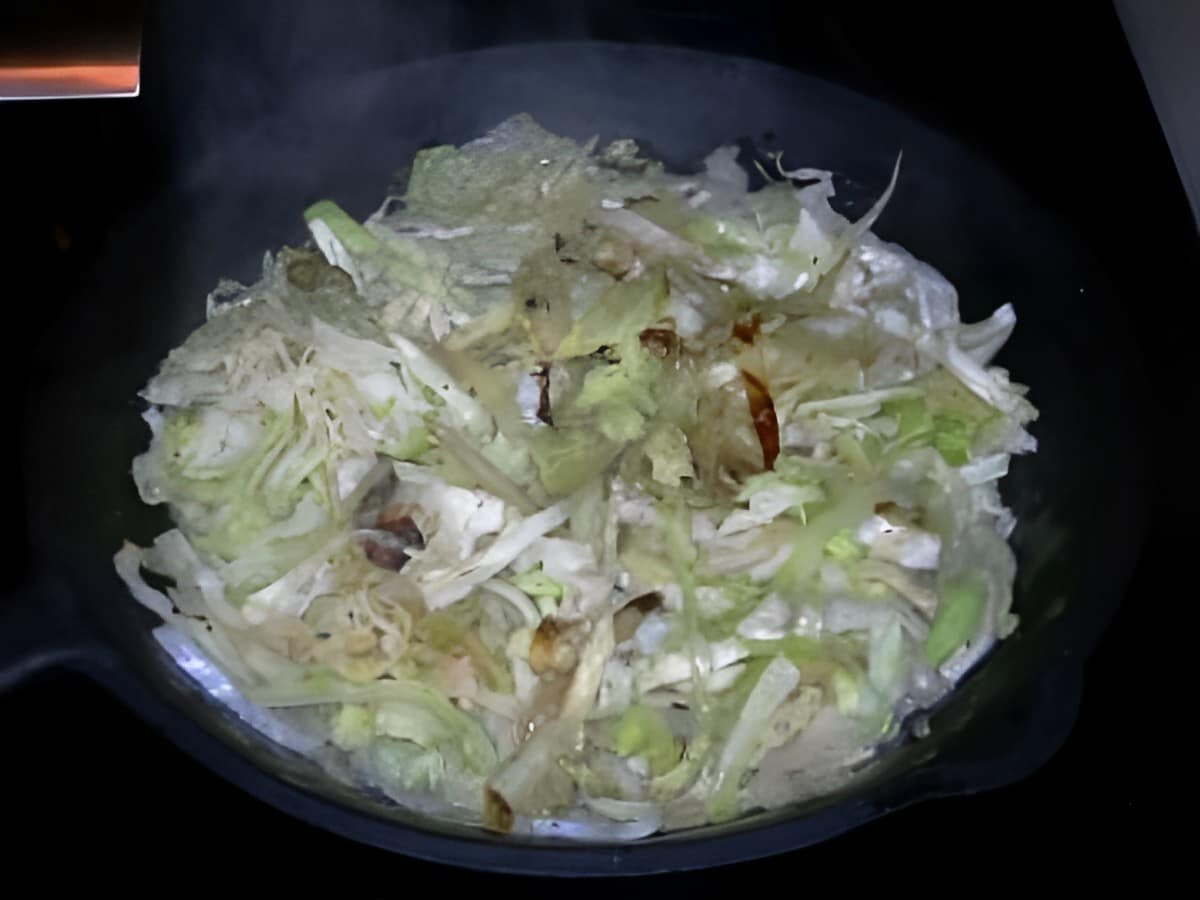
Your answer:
0,575 -> 106,691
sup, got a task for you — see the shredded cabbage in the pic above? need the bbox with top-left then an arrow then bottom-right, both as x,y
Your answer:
117,114 -> 1037,839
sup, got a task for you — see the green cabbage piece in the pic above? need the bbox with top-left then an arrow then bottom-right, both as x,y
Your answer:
526,333 -> 667,494
824,528 -> 866,561
738,454 -> 829,503
925,575 -> 988,666
610,704 -> 680,776
304,200 -> 466,314
381,424 -> 432,462
401,114 -> 593,227
509,565 -> 565,600
743,635 -> 836,672
248,672 -> 498,776
331,704 -> 375,752
555,271 -> 669,360
883,395 -> 934,445
882,372 -> 1008,466
527,426 -> 622,497
136,404 -> 336,595
369,738 -> 446,792
771,480 -> 876,594
643,423 -> 695,487
571,336 -> 664,443
932,416 -> 973,466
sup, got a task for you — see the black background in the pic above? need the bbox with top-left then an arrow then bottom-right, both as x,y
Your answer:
3,1 -> 1189,887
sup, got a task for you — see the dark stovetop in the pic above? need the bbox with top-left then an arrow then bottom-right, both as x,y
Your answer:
3,1 -> 1189,886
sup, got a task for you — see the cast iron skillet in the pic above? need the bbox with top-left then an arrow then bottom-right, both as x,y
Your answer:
5,43 -> 1147,875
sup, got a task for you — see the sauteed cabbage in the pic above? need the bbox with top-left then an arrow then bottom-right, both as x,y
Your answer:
116,115 -> 1036,837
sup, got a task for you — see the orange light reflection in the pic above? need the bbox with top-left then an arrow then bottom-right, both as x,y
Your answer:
0,63 -> 140,97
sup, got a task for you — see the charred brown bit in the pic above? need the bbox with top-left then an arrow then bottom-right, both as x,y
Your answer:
377,506 -> 425,545
285,256 -> 321,291
528,617 -> 579,675
740,369 -> 780,471
874,500 -> 919,527
483,786 -> 514,833
732,313 -> 762,344
628,591 -> 664,614
613,606 -> 642,644
614,591 -> 663,643
533,364 -> 554,426
361,505 -> 425,571
638,328 -> 680,358
361,539 -> 410,572
282,247 -> 355,294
